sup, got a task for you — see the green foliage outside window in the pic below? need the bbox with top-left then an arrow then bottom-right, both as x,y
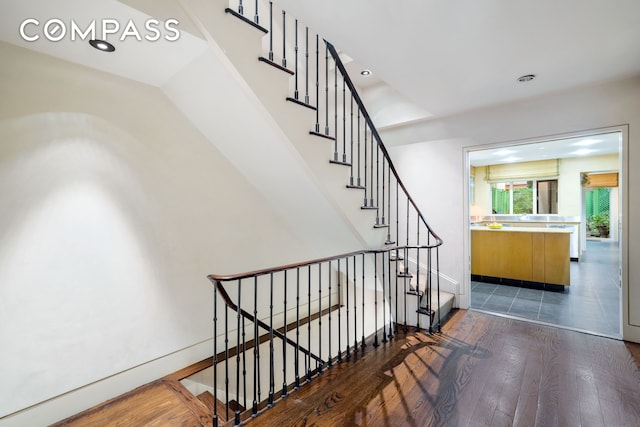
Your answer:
491,181 -> 533,214
513,186 -> 533,214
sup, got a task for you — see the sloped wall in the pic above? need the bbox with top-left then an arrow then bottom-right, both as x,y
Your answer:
0,40 -> 358,425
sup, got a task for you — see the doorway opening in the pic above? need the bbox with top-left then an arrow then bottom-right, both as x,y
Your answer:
467,130 -> 622,338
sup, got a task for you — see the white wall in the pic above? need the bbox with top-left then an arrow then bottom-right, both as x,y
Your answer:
559,154 -> 619,216
0,40 -> 357,425
382,76 -> 640,342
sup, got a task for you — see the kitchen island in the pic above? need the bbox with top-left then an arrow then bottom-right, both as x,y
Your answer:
471,225 -> 571,289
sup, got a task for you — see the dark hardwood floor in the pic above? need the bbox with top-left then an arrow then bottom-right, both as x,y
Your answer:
51,309 -> 640,427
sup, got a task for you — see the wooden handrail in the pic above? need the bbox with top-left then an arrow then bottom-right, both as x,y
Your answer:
208,245 -> 440,282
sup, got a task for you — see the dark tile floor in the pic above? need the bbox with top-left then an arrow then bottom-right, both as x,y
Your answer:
471,239 -> 621,337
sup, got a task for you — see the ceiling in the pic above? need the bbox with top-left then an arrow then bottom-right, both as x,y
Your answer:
275,0 -> 640,123
0,0 -> 207,87
2,1 -> 640,133
468,131 -> 621,167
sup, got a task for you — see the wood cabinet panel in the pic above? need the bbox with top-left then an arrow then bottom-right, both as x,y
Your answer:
544,233 -> 571,285
531,233 -> 545,282
502,232 -> 533,281
471,229 -> 570,286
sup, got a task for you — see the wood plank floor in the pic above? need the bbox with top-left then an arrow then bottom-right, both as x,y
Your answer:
245,310 -> 640,427
50,379 -> 214,427
51,309 -> 640,427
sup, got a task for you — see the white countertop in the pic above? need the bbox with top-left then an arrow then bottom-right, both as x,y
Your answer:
470,225 -> 573,233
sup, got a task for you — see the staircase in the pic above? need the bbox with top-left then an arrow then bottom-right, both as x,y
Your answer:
190,2 -> 455,424
206,0 -> 453,298
129,0 -> 455,425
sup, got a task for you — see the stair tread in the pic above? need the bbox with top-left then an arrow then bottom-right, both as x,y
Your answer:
225,8 -> 268,33
197,390 -> 227,421
258,56 -> 295,75
329,159 -> 352,167
309,130 -> 336,141
286,97 -> 316,111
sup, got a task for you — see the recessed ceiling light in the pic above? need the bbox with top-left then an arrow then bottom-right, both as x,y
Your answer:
517,74 -> 536,83
571,148 -> 595,156
360,69 -> 371,76
503,156 -> 522,163
494,149 -> 516,156
89,39 -> 115,52
572,138 -> 602,146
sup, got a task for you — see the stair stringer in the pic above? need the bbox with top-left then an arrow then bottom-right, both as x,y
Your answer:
176,0 -> 389,248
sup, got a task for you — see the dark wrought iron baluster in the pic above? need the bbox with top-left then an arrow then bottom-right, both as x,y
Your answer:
404,197 -> 409,331
295,267 -> 300,389
281,10 -> 287,68
293,19 -> 298,99
318,263 -> 323,373
333,61 -> 338,161
305,27 -> 309,104
436,248 -> 442,332
224,305 -> 229,421
375,143 -> 380,223
363,125 -> 368,206
342,78 -> 347,163
268,273 -> 274,407
416,244 -> 422,331
382,252 -> 388,343
268,2 -> 274,61
337,258 -> 343,363
324,43 -> 329,136
396,182 -> 400,333
352,255 -> 358,353
282,271 -> 288,396
387,251 -> 394,340
254,0 -> 259,24
213,281 -> 219,427
370,131 -> 375,207
252,277 -> 259,416
345,257 -> 350,359
430,250 -> 434,326
235,279 -> 242,425
381,155 -> 385,227
349,94 -> 354,184
357,109 -> 361,187
361,253 -> 366,352
386,164 -> 393,244
307,265 -> 311,381
328,260 -> 332,368
241,316 -> 247,414
373,252 -> 379,347
314,34 -> 319,132
396,181 -> 400,254
405,197 -> 410,272
238,0 -> 244,15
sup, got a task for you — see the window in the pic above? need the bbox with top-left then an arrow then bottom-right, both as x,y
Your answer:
492,179 -> 557,214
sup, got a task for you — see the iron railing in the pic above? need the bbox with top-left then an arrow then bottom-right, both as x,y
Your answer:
208,1 -> 445,425
208,245 -> 439,425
